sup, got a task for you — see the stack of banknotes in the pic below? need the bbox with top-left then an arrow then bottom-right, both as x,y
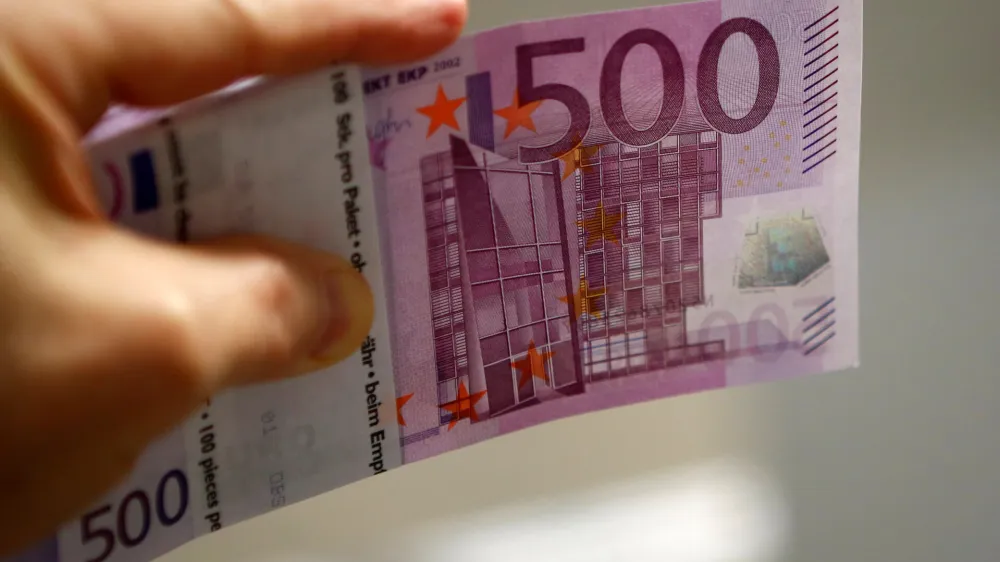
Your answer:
11,1 -> 861,561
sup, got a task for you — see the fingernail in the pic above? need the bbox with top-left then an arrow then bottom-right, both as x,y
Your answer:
426,0 -> 467,28
313,271 -> 371,362
311,270 -> 353,360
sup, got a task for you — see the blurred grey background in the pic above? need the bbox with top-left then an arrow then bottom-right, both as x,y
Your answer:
166,0 -> 1000,560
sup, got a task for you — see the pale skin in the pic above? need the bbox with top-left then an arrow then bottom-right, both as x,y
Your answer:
0,0 -> 467,555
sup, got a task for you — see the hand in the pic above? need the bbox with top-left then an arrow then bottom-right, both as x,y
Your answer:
0,0 -> 466,554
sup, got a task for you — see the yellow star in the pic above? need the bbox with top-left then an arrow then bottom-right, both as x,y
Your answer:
396,393 -> 414,426
416,84 -> 466,138
784,155 -> 791,162
556,133 -> 600,180
559,151 -> 578,180
764,171 -> 771,178
762,158 -> 768,164
737,180 -> 745,187
439,381 -> 487,430
780,120 -> 788,127
493,91 -> 543,139
785,134 -> 792,141
576,202 -> 622,248
754,167 -> 761,173
777,181 -> 784,187
774,142 -> 781,148
744,145 -> 750,151
738,158 -> 745,165
769,132 -> 776,139
511,341 -> 556,388
558,277 -> 605,320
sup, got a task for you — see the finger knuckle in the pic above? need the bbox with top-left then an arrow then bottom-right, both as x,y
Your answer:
142,292 -> 214,398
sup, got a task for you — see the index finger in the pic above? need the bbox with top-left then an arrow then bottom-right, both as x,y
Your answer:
1,0 -> 467,130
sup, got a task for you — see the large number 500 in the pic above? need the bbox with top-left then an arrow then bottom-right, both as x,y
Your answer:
79,470 -> 189,562
515,17 -> 780,163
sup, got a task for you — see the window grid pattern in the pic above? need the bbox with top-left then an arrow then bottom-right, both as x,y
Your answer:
460,156 -> 575,415
421,152 -> 577,424
420,152 -> 471,426
574,132 -> 726,379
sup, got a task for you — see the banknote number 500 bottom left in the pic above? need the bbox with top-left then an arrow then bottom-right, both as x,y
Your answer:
79,469 -> 189,562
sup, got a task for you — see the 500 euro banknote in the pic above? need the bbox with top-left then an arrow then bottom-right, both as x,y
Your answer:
10,1 -> 861,562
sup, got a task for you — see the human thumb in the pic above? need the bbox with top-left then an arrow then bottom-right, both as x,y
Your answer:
0,221 -> 375,553
177,234 -> 375,388
162,233 -> 375,391
43,228 -> 377,404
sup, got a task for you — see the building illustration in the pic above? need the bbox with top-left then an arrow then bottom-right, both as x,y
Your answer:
419,129 -> 726,429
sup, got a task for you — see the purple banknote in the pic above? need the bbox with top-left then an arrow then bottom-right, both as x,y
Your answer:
363,0 -> 860,462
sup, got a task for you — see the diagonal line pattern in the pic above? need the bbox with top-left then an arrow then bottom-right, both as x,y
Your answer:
801,9 -> 839,176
